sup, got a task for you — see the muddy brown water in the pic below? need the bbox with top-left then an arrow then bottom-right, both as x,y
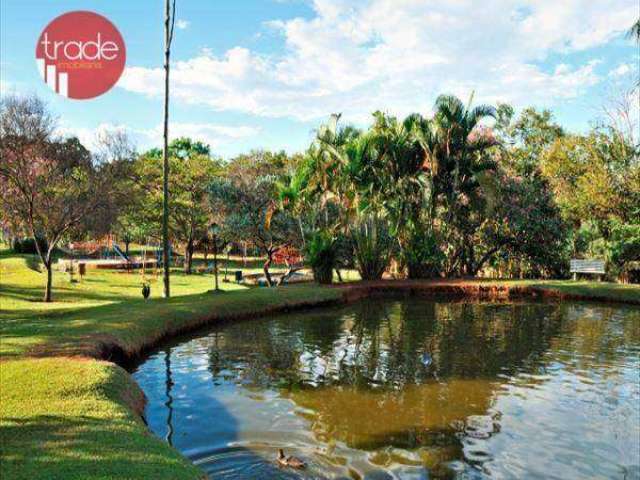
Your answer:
130,297 -> 640,479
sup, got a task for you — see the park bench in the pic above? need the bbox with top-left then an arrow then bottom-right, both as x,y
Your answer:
570,259 -> 605,281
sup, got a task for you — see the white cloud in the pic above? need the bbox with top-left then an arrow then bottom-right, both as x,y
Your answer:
118,0 -> 636,123
176,19 -> 190,30
608,62 -> 633,77
56,122 -> 259,152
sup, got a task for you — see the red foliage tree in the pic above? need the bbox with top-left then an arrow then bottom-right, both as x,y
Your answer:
0,95 -> 123,301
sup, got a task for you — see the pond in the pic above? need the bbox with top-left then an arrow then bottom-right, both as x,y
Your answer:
130,297 -> 640,479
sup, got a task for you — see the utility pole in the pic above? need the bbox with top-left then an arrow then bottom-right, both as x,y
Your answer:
162,0 -> 176,298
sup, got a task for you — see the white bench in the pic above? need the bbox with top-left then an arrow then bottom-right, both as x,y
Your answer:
570,259 -> 605,281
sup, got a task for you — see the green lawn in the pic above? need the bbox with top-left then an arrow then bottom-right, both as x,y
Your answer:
1,250 -> 638,479
0,251 -> 342,358
0,358 -> 203,480
0,251 -> 342,479
0,250 -> 292,356
523,279 -> 640,304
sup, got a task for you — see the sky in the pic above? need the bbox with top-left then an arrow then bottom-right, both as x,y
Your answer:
1,0 -> 638,158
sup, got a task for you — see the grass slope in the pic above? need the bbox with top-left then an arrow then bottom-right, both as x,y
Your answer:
0,250 -> 293,357
0,358 -> 203,480
525,279 -> 640,303
0,251 -> 341,479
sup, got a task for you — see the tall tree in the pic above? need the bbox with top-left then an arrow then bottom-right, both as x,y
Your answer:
0,95 -> 124,301
419,94 -> 498,275
162,0 -> 177,297
134,139 -> 220,274
210,155 -> 301,286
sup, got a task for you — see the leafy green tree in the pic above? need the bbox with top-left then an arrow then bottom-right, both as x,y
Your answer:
483,175 -> 569,277
210,155 -> 302,286
541,131 -> 638,230
608,222 -> 640,279
418,94 -> 498,275
497,107 -> 564,176
0,95 -> 126,301
351,215 -> 393,280
135,138 -> 220,273
305,229 -> 338,284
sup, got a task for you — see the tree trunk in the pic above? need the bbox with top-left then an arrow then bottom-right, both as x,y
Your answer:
161,0 -> 173,298
125,240 -> 130,258
470,245 -> 504,277
263,253 -> 273,287
44,261 -> 53,302
33,235 -> 54,302
183,240 -> 194,274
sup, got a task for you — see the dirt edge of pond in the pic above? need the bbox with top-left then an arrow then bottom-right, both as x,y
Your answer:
336,280 -> 640,305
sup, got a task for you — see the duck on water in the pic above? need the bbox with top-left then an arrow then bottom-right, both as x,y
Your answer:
276,449 -> 306,469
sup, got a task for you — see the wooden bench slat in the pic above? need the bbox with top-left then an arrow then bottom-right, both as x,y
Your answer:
570,259 -> 605,274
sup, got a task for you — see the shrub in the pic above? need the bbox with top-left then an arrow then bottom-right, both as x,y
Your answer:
352,216 -> 392,280
305,230 -> 338,284
12,237 -> 48,254
402,228 -> 444,279
608,222 -> 640,282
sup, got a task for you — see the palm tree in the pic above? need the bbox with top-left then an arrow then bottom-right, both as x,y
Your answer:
367,112 -> 428,244
628,18 -> 640,42
417,94 -> 498,275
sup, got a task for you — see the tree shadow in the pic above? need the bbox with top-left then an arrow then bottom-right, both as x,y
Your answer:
0,283 -> 136,305
0,413 -> 201,479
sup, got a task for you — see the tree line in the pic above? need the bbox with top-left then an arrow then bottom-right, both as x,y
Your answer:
1,88 -> 639,301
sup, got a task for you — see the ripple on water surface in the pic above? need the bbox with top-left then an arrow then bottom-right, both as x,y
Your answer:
130,298 -> 640,479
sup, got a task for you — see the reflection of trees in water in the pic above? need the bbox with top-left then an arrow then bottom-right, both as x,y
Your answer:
548,303 -> 640,371
432,302 -> 566,379
202,300 -> 575,390
196,299 -> 637,476
141,299 -> 638,479
164,348 -> 174,447
205,300 -> 640,393
282,301 -> 567,456
326,301 -> 567,387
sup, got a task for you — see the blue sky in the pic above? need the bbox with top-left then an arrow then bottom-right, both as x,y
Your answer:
1,0 -> 638,158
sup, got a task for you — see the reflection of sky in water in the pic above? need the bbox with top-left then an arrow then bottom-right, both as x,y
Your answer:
130,299 -> 640,479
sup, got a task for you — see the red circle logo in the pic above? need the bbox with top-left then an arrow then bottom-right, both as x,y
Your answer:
35,11 -> 126,100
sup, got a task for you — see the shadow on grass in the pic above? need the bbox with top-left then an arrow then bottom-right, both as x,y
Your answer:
0,284 -> 339,358
24,255 -> 43,273
0,283 -> 138,305
0,414 -> 203,480
0,377 -> 291,479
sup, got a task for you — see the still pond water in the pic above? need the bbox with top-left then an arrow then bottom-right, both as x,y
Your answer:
130,297 -> 640,479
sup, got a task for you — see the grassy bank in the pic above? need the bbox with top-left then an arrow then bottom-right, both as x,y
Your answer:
523,279 -> 640,303
0,252 -> 342,479
0,358 -> 203,480
1,251 -> 638,479
0,250 -> 292,357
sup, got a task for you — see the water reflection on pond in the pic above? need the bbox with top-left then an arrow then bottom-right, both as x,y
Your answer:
130,298 -> 640,479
